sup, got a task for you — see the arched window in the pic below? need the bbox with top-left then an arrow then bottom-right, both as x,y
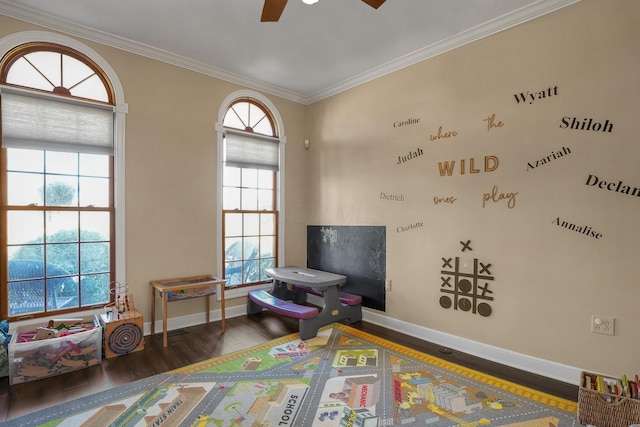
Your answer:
219,95 -> 284,290
1,42 -> 113,103
0,38 -> 124,320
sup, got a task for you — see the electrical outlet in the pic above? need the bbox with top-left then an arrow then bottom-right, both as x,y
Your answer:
385,279 -> 391,291
591,315 -> 615,335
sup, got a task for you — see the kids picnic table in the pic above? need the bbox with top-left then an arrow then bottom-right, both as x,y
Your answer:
247,266 -> 362,339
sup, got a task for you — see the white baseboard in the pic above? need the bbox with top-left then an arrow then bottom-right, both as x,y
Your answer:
362,309 -> 582,386
143,303 -> 581,386
145,304 -> 248,337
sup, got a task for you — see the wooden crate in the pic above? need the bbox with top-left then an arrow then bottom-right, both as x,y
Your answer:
98,309 -> 144,359
578,371 -> 640,427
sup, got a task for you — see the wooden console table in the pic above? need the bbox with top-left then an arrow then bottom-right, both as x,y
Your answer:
150,274 -> 226,347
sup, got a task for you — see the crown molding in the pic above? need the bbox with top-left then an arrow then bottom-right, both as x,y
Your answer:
0,0 -> 579,105
0,1 -> 307,104
303,0 -> 581,104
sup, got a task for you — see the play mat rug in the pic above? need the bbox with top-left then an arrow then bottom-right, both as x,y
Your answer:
3,323 -> 581,426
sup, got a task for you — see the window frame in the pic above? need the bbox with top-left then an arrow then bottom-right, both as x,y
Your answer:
0,31 -> 127,320
2,149 -> 115,318
0,42 -> 115,104
216,91 -> 286,299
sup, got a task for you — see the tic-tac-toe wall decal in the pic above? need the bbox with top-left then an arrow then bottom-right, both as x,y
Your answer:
439,240 -> 495,317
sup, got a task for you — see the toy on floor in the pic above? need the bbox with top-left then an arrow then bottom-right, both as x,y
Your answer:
33,327 -> 58,340
10,318 -> 101,384
104,281 -> 136,320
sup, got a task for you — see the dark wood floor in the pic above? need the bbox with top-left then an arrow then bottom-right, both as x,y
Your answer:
0,312 -> 578,422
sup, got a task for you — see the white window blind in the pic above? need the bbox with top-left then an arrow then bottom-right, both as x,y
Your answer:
1,86 -> 114,155
224,129 -> 279,171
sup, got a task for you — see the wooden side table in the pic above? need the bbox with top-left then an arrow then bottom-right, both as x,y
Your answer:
150,274 -> 226,347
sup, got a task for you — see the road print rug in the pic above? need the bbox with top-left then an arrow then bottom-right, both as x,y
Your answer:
4,323 -> 580,426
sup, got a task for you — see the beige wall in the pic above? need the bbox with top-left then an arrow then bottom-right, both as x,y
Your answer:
307,0 -> 639,377
115,54 -> 309,319
0,15 -> 309,324
1,0 -> 637,381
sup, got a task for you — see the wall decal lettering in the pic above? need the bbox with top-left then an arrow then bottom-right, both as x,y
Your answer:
526,146 -> 571,171
440,242 -> 494,317
429,126 -> 458,141
396,222 -> 423,233
380,192 -> 405,202
585,174 -> 640,198
483,113 -> 504,131
513,85 -> 559,104
393,117 -> 420,128
433,196 -> 457,205
437,156 -> 499,176
482,185 -> 517,209
397,147 -> 423,165
552,217 -> 603,239
559,117 -> 613,132
460,240 -> 472,252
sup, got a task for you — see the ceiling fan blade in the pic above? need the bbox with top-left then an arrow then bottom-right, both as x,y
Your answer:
361,0 -> 386,9
261,0 -> 288,22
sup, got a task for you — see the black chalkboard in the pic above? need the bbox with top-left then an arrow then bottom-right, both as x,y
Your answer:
307,225 -> 386,311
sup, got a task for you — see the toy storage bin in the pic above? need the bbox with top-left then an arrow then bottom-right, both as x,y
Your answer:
578,371 -> 640,427
8,316 -> 102,385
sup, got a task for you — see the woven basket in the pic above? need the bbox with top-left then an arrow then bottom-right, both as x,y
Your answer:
578,372 -> 640,427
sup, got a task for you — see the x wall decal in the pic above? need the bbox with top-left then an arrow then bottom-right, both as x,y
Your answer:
460,240 -> 472,252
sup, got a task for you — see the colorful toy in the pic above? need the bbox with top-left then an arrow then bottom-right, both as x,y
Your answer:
33,327 -> 58,340
9,317 -> 102,384
104,281 -> 136,320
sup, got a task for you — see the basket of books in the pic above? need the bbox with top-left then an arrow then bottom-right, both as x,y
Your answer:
578,371 -> 640,427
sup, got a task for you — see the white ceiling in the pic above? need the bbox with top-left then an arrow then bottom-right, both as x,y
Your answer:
0,0 -> 578,104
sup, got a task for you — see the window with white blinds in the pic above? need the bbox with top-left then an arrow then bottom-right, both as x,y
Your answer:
224,129 -> 279,171
1,86 -> 114,155
0,41 -> 118,320
221,98 -> 280,289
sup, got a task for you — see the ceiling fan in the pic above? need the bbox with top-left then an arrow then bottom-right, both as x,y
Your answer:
261,0 -> 387,22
